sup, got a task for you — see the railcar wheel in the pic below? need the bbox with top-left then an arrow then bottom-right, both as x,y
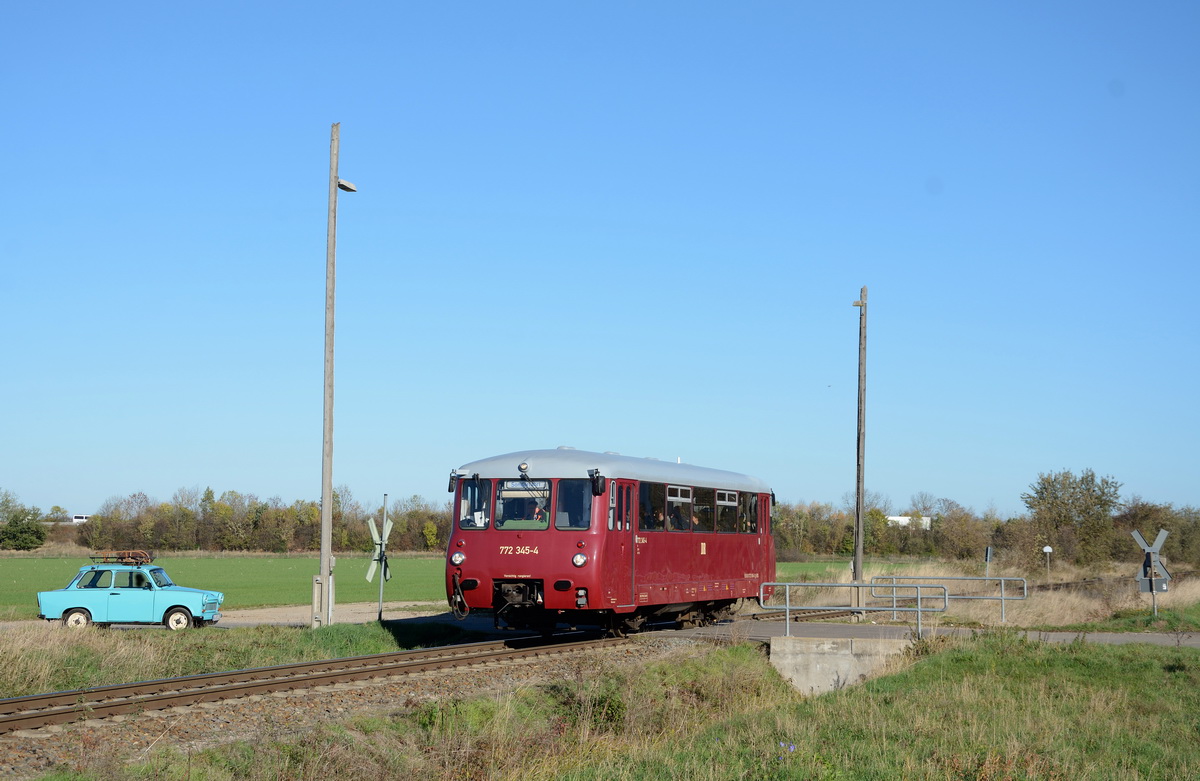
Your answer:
163,608 -> 192,631
62,609 -> 92,628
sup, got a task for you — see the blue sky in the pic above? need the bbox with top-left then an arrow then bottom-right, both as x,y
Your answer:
3,3 -> 1197,520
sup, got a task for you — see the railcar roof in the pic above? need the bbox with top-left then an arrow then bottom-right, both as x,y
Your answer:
455,448 -> 772,494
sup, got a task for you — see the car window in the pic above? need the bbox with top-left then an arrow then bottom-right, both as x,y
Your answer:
76,570 -> 112,589
114,571 -> 151,589
150,569 -> 174,587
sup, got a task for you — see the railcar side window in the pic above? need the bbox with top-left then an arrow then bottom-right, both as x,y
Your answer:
496,480 -> 551,531
555,479 -> 592,530
667,485 -> 693,532
692,488 -> 715,532
457,479 -> 493,530
738,492 -> 759,533
639,483 -> 665,531
716,490 -> 738,533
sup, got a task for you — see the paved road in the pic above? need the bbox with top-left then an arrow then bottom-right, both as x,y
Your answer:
681,616 -> 1200,648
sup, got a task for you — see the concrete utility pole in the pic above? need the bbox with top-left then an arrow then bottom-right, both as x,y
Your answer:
315,122 -> 356,629
852,286 -> 868,607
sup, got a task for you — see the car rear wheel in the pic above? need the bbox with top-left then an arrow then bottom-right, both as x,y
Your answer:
62,608 -> 92,628
163,608 -> 192,631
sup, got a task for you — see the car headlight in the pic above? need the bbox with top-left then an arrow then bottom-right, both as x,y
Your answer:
571,553 -> 587,568
450,552 -> 466,566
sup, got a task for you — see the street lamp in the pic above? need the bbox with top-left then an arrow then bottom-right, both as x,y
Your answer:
315,122 -> 355,629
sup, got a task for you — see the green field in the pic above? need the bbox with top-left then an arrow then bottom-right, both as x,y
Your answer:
0,555 -> 448,620
0,556 -> 842,621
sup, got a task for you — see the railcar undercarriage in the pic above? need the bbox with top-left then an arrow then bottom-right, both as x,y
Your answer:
491,579 -> 744,636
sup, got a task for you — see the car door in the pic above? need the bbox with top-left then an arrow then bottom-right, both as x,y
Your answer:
107,569 -> 156,623
73,568 -> 113,622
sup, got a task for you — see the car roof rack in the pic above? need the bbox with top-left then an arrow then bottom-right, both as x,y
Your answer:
89,550 -> 155,564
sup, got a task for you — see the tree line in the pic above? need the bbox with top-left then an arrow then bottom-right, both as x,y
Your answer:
0,486 -> 450,555
774,469 -> 1200,570
3,470 -> 1198,572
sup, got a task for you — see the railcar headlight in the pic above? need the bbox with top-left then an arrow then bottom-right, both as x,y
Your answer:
450,552 -> 466,566
571,553 -> 588,568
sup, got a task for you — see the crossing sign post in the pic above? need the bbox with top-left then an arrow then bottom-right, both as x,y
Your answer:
1131,529 -> 1171,617
366,494 -> 394,623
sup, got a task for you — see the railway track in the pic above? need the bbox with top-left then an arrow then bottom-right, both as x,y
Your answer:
0,636 -> 625,735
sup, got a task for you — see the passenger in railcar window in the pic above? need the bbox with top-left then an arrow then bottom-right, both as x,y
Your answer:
641,509 -> 663,530
669,508 -> 691,530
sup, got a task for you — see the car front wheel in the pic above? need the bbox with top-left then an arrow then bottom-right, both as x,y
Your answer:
163,608 -> 192,631
62,608 -> 92,628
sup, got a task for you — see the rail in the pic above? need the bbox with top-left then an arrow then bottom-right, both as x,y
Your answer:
0,636 -> 624,735
759,582 -> 947,638
870,576 -> 1027,623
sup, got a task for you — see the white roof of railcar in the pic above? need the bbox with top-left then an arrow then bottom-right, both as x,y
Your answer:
455,448 -> 772,494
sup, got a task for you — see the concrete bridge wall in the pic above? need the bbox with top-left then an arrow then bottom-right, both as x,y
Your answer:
769,636 -> 910,696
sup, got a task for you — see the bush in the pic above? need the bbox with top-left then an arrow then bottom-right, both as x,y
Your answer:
0,513 -> 48,550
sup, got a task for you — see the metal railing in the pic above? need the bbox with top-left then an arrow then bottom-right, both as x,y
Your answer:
870,576 -> 1027,623
759,582 -> 948,639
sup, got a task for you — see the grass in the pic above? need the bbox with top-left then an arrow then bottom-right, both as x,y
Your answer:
7,556 -> 1200,778
0,619 -> 486,698
0,554 -> 446,620
101,632 -> 1200,780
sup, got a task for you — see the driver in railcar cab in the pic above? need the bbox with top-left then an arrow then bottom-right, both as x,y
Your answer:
530,500 -> 548,525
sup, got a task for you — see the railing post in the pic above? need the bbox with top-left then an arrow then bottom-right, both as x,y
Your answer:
915,586 -> 923,639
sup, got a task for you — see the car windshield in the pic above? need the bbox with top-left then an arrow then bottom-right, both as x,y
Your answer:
150,568 -> 174,587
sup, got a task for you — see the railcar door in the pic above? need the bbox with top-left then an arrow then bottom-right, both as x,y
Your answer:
607,479 -> 636,608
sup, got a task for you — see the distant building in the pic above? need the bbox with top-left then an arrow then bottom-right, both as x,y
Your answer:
886,515 -> 931,530
71,514 -> 92,524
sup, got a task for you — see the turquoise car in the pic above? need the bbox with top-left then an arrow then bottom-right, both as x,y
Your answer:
36,552 -> 224,630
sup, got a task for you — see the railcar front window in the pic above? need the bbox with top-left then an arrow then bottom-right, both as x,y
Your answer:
555,479 -> 592,529
496,480 -> 551,530
457,478 -> 493,529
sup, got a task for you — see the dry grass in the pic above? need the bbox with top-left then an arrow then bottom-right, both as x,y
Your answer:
767,560 -> 1199,630
0,622 -> 194,697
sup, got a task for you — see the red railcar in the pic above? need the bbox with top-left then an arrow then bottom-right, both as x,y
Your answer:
445,447 -> 775,634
